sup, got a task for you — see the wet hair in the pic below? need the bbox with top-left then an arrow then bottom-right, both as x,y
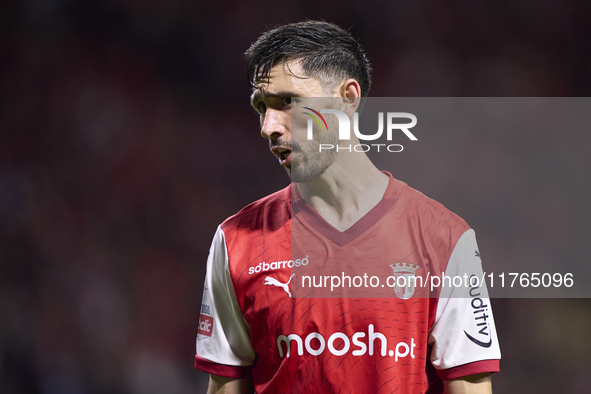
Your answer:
245,20 -> 372,97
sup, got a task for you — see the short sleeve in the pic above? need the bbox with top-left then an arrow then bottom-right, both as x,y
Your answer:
428,229 -> 501,380
195,226 -> 255,378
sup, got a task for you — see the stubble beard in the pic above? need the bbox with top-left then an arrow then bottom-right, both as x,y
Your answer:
287,132 -> 339,183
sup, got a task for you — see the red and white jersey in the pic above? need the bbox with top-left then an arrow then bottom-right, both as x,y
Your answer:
195,173 -> 500,393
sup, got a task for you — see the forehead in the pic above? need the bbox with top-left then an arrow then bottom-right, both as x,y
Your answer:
251,61 -> 325,101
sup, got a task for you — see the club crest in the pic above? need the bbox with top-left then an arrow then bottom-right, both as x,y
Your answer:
390,263 -> 419,299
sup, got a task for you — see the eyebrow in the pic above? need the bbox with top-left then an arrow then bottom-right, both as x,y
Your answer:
250,90 -> 300,109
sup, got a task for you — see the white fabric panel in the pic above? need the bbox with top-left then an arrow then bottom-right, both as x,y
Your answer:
429,229 -> 501,370
196,226 -> 255,366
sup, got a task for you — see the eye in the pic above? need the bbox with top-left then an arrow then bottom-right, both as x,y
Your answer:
282,97 -> 292,105
258,102 -> 267,113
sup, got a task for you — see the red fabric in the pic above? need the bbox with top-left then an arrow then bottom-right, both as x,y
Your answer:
436,359 -> 500,380
194,354 -> 252,379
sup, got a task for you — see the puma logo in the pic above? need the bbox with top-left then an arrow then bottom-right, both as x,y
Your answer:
264,274 -> 295,298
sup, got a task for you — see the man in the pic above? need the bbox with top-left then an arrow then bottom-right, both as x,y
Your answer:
195,21 -> 500,393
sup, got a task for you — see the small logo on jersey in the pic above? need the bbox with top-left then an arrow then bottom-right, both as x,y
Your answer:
475,250 -> 480,258
198,314 -> 214,337
248,256 -> 309,275
464,274 -> 492,348
264,274 -> 295,298
464,331 -> 492,348
390,263 -> 419,299
201,304 -> 211,315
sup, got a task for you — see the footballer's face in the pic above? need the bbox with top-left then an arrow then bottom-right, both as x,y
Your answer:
250,61 -> 340,183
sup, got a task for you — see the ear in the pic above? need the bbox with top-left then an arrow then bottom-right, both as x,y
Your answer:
339,78 -> 361,115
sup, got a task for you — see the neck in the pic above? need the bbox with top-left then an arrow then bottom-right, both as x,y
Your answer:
296,151 -> 389,231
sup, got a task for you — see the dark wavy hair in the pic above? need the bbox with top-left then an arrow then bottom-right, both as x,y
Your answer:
245,21 -> 372,97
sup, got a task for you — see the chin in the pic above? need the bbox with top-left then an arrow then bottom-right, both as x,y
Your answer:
287,166 -> 325,183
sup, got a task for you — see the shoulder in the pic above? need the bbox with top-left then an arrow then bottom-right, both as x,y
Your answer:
391,177 -> 470,233
220,185 -> 291,235
385,177 -> 471,260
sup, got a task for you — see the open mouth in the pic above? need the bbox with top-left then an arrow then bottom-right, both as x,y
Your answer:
277,148 -> 291,161
272,147 -> 292,166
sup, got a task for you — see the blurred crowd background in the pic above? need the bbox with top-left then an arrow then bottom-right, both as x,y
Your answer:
1,1 -> 590,393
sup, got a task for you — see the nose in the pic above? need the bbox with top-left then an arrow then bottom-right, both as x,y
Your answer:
260,109 -> 287,141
